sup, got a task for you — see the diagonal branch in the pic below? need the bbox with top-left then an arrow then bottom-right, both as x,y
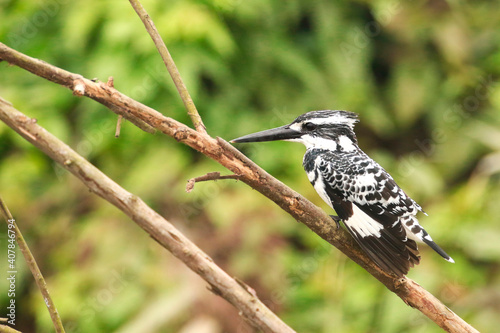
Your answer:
0,43 -> 479,333
186,172 -> 240,193
0,323 -> 22,333
0,97 -> 294,333
0,197 -> 65,333
128,0 -> 207,134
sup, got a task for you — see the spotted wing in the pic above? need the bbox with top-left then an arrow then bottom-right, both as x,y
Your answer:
313,153 -> 421,276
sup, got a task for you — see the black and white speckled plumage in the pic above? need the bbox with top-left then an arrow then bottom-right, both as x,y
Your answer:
304,147 -> 424,275
232,110 -> 454,276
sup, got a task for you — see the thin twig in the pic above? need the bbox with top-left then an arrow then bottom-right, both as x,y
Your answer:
0,324 -> 22,333
0,98 -> 295,333
186,172 -> 240,193
115,115 -> 123,137
0,43 -> 479,333
106,76 -> 114,87
128,0 -> 207,134
0,196 -> 65,333
107,77 -> 123,138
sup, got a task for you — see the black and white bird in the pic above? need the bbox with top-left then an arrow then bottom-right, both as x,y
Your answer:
232,110 -> 454,276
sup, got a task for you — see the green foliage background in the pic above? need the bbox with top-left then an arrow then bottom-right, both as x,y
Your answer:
1,0 -> 500,332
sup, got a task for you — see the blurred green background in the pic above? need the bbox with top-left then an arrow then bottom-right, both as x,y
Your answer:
1,0 -> 500,332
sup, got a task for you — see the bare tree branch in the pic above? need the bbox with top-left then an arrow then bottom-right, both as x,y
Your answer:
0,323 -> 22,333
128,0 -> 207,134
0,97 -> 295,333
186,172 -> 240,193
0,42 -> 479,333
115,115 -> 124,137
0,196 -> 65,333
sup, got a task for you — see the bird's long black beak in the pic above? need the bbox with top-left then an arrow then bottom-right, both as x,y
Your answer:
231,125 -> 302,143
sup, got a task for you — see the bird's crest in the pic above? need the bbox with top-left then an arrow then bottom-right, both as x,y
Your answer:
293,110 -> 359,130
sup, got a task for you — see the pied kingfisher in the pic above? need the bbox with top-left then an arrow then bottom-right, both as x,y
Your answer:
232,110 -> 454,276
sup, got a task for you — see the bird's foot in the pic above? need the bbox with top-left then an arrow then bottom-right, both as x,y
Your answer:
329,215 -> 342,229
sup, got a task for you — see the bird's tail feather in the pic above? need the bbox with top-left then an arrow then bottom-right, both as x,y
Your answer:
422,236 -> 455,263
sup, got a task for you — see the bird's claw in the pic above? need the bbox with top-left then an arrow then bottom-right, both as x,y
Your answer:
329,215 -> 342,229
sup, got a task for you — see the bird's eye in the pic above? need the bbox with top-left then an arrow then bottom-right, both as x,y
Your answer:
303,122 -> 317,131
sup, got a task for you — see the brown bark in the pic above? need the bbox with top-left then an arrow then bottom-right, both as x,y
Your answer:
0,97 -> 294,333
0,42 -> 479,333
